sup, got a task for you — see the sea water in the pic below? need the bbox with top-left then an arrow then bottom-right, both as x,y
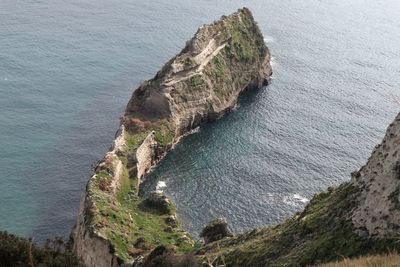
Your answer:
1,0 -> 399,241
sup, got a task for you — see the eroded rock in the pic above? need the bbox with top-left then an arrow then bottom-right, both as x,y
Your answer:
141,192 -> 174,215
200,218 -> 233,244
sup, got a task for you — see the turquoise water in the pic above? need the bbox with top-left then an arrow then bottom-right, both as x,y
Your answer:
1,0 -> 399,241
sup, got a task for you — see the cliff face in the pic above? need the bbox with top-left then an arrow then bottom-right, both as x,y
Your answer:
198,113 -> 400,266
72,127 -> 126,267
72,8 -> 272,267
351,114 -> 400,236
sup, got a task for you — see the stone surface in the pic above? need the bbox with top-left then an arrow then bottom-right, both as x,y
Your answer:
351,113 -> 400,236
165,215 -> 178,228
136,131 -> 157,182
142,191 -> 174,215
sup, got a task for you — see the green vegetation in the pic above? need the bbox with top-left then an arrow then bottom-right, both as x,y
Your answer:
140,245 -> 200,267
88,163 -> 194,261
317,253 -> 400,267
209,56 -> 225,79
154,128 -> 175,146
186,75 -> 206,88
202,10 -> 267,103
86,121 -> 192,262
0,231 -> 83,267
125,131 -> 149,153
226,10 -> 264,62
140,192 -> 176,215
182,57 -> 193,67
124,119 -> 175,150
199,183 -> 400,267
206,55 -> 228,102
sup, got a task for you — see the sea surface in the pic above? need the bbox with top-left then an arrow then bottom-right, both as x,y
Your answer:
1,0 -> 399,241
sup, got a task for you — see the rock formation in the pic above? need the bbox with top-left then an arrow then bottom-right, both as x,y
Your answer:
351,114 -> 400,237
200,218 -> 233,244
72,7 -> 272,267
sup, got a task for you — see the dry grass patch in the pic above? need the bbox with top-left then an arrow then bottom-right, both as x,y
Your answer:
317,253 -> 400,267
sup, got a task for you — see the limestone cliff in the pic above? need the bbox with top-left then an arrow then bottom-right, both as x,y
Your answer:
351,114 -> 400,237
72,8 -> 272,267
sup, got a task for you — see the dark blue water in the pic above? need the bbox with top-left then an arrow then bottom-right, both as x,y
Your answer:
1,0 -> 399,241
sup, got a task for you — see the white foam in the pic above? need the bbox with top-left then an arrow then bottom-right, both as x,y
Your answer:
293,194 -> 309,204
189,126 -> 200,134
156,181 -> 167,192
283,194 -> 309,206
270,56 -> 277,67
263,35 -> 275,43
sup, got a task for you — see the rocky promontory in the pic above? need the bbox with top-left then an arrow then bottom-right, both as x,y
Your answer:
72,8 -> 272,267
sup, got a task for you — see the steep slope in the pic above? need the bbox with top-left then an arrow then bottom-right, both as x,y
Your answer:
317,253 -> 400,267
198,113 -> 400,266
72,8 -> 272,267
351,115 -> 400,237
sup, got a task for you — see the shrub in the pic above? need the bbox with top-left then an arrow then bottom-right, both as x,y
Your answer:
0,231 -> 84,267
142,245 -> 200,267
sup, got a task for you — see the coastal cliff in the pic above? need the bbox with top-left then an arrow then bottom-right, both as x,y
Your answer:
198,113 -> 400,266
72,8 -> 272,267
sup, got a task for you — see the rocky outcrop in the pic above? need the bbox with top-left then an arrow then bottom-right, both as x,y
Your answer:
200,218 -> 233,244
73,7 -> 271,267
351,113 -> 400,236
124,7 -> 272,184
72,127 -> 126,267
72,195 -> 120,267
136,132 -> 157,183
141,191 -> 175,215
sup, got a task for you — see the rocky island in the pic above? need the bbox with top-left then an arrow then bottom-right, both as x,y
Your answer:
72,8 -> 272,267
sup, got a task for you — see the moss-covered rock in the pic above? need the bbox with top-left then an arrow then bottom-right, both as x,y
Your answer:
200,218 -> 233,244
141,192 -> 176,215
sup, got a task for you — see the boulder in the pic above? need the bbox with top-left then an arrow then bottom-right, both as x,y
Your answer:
200,218 -> 233,244
165,215 -> 178,228
141,192 -> 174,215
